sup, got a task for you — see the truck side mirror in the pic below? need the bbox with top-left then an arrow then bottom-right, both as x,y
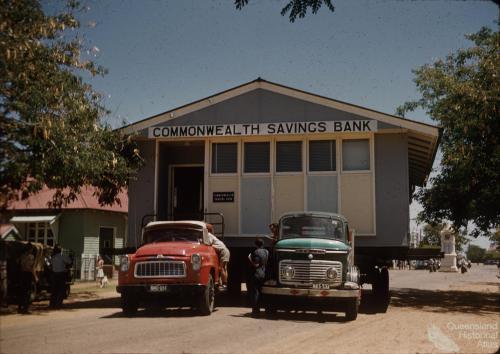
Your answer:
348,230 -> 354,244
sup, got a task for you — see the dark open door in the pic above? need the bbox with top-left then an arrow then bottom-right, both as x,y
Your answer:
99,227 -> 114,264
172,166 -> 204,220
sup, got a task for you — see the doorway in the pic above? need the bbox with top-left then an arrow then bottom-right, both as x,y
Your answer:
99,227 -> 114,264
170,166 -> 204,220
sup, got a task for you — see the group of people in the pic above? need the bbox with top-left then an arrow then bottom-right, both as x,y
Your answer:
17,243 -> 71,314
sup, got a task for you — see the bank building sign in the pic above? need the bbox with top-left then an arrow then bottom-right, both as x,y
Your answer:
148,120 -> 377,139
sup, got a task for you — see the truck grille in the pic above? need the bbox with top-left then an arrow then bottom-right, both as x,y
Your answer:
134,261 -> 186,278
279,260 -> 342,286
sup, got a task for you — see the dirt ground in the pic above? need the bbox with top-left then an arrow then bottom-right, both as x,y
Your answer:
0,265 -> 498,354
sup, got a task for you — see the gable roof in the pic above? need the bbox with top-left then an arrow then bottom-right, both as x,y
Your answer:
7,186 -> 128,213
121,78 -> 440,188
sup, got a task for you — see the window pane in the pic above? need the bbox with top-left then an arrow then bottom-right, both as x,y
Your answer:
211,143 -> 237,173
46,228 -> 54,246
309,140 -> 336,171
342,139 -> 370,170
28,224 -> 36,243
276,141 -> 302,172
244,142 -> 270,173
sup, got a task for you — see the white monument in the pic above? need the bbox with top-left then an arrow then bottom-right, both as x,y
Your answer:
440,226 -> 458,272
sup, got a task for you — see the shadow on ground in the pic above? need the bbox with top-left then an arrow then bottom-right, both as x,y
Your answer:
389,287 -> 499,315
2,286 -> 497,319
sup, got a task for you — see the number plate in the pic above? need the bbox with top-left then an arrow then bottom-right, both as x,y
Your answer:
149,285 -> 168,292
312,283 -> 330,289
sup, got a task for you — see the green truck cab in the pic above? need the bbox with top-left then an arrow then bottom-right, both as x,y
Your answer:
262,212 -> 361,321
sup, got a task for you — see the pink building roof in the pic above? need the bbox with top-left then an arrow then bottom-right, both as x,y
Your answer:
8,186 -> 128,213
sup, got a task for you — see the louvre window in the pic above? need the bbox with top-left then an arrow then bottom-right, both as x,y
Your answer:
276,141 -> 302,172
309,140 -> 336,172
244,142 -> 270,173
342,139 -> 370,171
212,143 -> 237,173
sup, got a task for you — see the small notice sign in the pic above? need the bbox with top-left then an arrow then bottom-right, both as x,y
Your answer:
213,192 -> 234,203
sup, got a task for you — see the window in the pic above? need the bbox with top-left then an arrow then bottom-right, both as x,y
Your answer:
309,140 -> 336,172
244,142 -> 270,173
276,141 -> 302,172
211,143 -> 237,173
342,139 -> 370,171
27,222 -> 54,246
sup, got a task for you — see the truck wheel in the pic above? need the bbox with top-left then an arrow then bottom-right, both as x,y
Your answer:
379,267 -> 390,299
121,293 -> 139,316
345,299 -> 359,321
198,274 -> 215,316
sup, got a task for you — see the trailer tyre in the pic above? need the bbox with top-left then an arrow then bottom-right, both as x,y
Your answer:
345,299 -> 359,321
198,274 -> 215,316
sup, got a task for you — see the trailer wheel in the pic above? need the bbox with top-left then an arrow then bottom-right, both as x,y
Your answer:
345,298 -> 359,321
379,267 -> 390,299
121,292 -> 139,316
197,274 -> 215,316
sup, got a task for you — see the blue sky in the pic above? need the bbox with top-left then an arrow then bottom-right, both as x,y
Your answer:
51,0 -> 497,248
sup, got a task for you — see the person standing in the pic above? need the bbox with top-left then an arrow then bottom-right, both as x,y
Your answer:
206,224 -> 230,291
248,238 -> 269,316
18,244 -> 37,314
49,245 -> 71,309
96,255 -> 105,288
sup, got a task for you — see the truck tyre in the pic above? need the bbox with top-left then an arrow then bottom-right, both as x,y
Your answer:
198,274 -> 215,316
121,293 -> 139,316
379,267 -> 389,299
345,299 -> 359,321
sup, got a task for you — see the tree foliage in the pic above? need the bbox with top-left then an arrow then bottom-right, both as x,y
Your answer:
235,0 -> 334,22
398,27 -> 500,237
0,0 -> 143,209
466,244 -> 486,263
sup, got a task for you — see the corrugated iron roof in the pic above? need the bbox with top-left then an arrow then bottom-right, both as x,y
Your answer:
7,186 -> 127,213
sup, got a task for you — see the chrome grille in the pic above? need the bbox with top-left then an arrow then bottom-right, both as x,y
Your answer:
134,261 -> 186,278
279,260 -> 342,286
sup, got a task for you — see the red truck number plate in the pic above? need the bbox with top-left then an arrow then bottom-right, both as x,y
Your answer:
149,285 -> 168,292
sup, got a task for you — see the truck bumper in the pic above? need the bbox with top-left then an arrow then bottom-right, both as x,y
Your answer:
262,286 -> 360,298
117,283 -> 204,294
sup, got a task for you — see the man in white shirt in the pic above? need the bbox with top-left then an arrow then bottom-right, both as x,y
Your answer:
206,225 -> 230,290
49,245 -> 71,309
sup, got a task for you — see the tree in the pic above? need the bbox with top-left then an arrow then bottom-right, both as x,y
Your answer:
0,0 -> 143,209
397,27 -> 500,237
235,0 -> 335,22
466,245 -> 486,263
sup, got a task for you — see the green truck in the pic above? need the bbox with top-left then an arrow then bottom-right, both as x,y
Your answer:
261,211 -> 361,321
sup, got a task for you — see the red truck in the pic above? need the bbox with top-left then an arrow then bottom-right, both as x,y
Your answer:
117,221 -> 220,315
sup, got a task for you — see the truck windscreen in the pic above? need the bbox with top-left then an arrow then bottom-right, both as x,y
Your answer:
280,216 -> 345,241
143,228 -> 202,244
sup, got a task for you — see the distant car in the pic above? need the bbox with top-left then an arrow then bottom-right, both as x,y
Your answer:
414,260 -> 429,270
483,259 -> 497,265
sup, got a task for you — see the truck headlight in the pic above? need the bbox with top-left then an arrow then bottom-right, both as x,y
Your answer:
326,267 -> 338,280
281,265 -> 295,279
191,253 -> 201,271
120,255 -> 129,272
347,266 -> 359,283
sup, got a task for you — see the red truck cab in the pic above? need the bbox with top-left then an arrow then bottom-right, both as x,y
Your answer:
117,221 -> 220,315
